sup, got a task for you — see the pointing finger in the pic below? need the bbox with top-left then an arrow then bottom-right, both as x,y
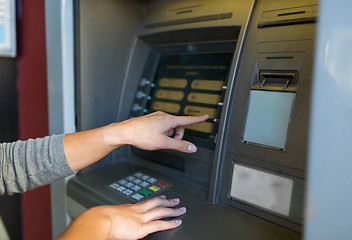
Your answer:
171,115 -> 209,128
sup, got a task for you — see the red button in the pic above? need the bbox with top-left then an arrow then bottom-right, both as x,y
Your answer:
156,182 -> 168,188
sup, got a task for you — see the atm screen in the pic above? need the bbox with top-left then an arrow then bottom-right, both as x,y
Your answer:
145,52 -> 233,139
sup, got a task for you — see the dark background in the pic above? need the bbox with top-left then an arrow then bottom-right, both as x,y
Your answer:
0,57 -> 21,240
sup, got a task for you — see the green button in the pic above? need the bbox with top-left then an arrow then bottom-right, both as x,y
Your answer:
140,189 -> 152,196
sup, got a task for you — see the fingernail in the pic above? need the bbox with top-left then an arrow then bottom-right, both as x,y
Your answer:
173,198 -> 180,203
187,144 -> 196,153
175,220 -> 182,226
179,207 -> 186,212
160,195 -> 166,198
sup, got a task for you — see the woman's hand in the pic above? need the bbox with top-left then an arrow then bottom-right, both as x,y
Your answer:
64,111 -> 208,171
108,111 -> 209,153
58,196 -> 186,240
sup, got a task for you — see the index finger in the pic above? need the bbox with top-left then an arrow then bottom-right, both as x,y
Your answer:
137,196 -> 181,212
171,115 -> 209,128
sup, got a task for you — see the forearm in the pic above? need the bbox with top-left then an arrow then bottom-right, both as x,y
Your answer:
58,206 -> 112,240
63,112 -> 208,172
63,123 -> 122,171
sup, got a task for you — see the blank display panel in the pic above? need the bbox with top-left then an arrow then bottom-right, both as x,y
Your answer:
242,90 -> 295,149
230,164 -> 293,216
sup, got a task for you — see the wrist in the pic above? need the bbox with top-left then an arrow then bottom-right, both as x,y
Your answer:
103,123 -> 127,148
86,207 -> 113,238
59,206 -> 112,240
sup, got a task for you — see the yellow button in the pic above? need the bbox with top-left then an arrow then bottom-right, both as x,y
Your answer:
159,78 -> 187,88
149,185 -> 161,192
152,101 -> 181,114
191,80 -> 224,91
187,92 -> 221,105
155,90 -> 184,101
184,105 -> 217,118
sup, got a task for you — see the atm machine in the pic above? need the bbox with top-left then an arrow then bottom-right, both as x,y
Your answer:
46,0 -> 318,239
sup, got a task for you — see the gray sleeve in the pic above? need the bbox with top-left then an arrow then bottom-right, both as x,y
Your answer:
0,134 -> 76,195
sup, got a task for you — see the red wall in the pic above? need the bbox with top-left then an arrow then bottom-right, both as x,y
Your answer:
17,0 -> 52,239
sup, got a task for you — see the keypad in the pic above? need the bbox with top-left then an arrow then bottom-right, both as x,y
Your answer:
108,172 -> 169,201
131,193 -> 144,201
122,189 -> 134,196
116,186 -> 126,192
140,181 -> 150,188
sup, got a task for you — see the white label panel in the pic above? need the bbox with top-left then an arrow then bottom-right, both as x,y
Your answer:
243,90 -> 295,149
230,164 -> 293,216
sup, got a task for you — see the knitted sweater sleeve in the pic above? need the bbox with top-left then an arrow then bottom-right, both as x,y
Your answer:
0,134 -> 76,195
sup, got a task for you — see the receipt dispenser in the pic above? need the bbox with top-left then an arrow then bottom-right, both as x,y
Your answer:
242,70 -> 298,149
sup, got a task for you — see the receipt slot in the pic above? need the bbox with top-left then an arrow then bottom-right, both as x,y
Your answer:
242,70 -> 298,150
